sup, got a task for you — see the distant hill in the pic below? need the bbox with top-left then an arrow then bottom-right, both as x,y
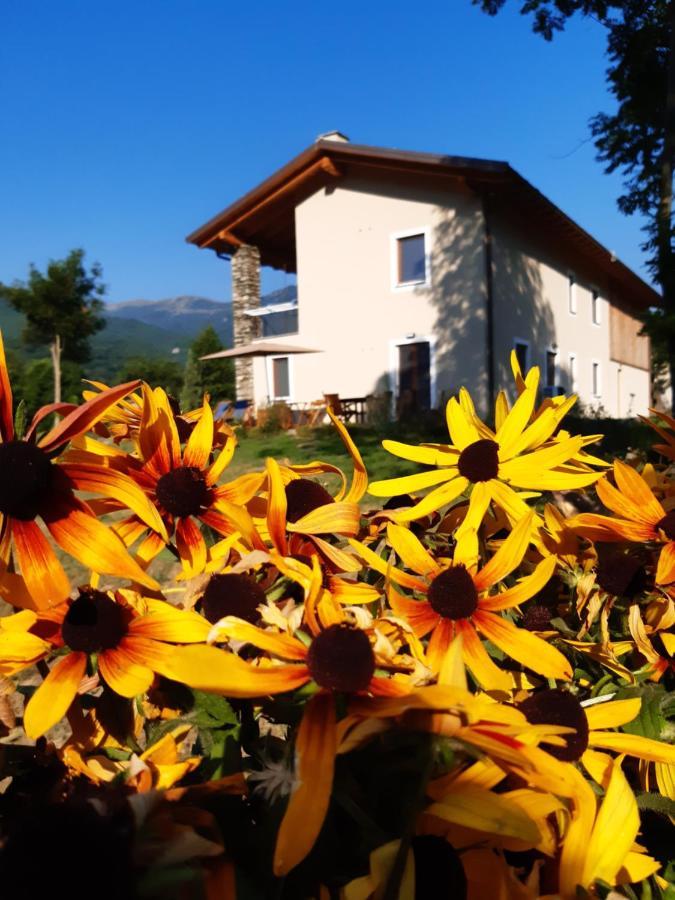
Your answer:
0,285 -> 297,382
107,295 -> 233,344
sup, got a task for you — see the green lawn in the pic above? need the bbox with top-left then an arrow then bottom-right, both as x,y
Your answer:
227,423 -> 423,492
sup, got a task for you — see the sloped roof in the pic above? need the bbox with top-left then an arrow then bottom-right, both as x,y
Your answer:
186,140 -> 660,309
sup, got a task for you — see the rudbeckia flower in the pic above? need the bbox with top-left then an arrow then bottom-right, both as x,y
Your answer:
349,514 -> 570,686
0,587 -> 210,738
0,335 -> 164,608
112,387 -> 245,577
570,459 -> 675,585
368,377 -> 602,526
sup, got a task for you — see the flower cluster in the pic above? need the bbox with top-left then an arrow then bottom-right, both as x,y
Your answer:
0,337 -> 672,899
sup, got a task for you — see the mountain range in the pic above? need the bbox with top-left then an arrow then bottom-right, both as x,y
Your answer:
0,285 -> 297,382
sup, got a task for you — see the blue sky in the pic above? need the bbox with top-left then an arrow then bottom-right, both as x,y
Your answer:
0,1 -> 650,304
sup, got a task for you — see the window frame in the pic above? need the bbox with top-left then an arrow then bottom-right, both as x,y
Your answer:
591,290 -> 601,326
391,227 -> 431,291
513,338 -> 530,374
591,359 -> 601,398
267,354 -> 293,402
568,352 -> 577,393
545,347 -> 558,388
568,274 -> 577,316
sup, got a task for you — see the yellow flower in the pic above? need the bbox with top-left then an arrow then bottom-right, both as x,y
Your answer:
350,514 -> 569,686
369,373 -> 601,526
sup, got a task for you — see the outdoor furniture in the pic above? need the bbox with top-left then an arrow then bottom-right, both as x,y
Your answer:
324,394 -> 368,424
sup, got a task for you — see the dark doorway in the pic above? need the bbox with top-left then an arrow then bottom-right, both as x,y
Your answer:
398,341 -> 431,415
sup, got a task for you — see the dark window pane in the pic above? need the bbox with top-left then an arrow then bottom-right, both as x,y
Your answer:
546,351 -> 556,386
262,309 -> 298,337
273,357 -> 290,397
398,234 -> 426,284
514,341 -> 528,373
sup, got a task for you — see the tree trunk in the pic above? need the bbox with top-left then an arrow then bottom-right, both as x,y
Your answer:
660,1 -> 675,413
50,334 -> 62,405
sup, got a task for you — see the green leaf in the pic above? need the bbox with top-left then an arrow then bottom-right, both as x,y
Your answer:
191,690 -> 238,730
637,792 -> 675,820
13,400 -> 26,440
615,685 -> 672,742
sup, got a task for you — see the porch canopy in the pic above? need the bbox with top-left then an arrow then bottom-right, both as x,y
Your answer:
200,341 -> 320,402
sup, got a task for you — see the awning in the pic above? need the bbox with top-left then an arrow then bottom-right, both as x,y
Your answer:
200,341 -> 320,361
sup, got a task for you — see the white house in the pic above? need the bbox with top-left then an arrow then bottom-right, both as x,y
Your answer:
187,134 -> 658,418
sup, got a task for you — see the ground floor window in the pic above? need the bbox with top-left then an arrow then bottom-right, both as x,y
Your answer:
546,349 -> 557,387
272,356 -> 290,399
592,361 -> 601,397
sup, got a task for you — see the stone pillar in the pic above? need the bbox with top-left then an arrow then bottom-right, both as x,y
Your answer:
231,244 -> 261,401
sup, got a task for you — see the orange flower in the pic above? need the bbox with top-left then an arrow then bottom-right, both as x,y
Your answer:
0,586 -> 210,738
350,514 -> 570,687
570,459 -> 675,585
0,334 -> 164,608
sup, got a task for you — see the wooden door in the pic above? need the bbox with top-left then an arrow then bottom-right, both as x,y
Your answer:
398,341 -> 431,414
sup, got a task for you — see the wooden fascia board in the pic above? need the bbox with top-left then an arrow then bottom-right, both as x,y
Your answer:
203,156 -> 341,249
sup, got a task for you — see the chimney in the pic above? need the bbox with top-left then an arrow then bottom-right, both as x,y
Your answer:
316,130 -> 350,143
231,244 -> 261,401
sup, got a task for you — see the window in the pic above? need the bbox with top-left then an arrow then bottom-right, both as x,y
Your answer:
592,361 -> 601,397
569,275 -> 577,315
592,291 -> 600,325
262,308 -> 298,338
272,357 -> 290,399
514,340 -> 529,373
397,234 -> 426,285
546,350 -> 557,387
568,353 -> 577,392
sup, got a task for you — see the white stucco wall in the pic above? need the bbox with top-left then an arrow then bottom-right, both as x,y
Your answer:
253,173 -> 489,410
250,176 -> 650,419
491,219 -> 650,417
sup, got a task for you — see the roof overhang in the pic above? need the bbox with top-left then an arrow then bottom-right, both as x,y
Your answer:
187,140 -> 660,309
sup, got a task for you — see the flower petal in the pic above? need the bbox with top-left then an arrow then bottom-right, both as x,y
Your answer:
480,556 -> 557,612
454,619 -> 511,691
656,541 -> 675,585
0,332 -> 14,440
98,647 -> 155,697
473,511 -> 535,592
288,501 -> 360,537
393,476 -> 469,524
584,698 -> 641,731
176,516 -> 207,578
473,610 -> 572,681
588,731 -> 675,764
446,397 -> 480,449
39,380 -> 141,454
24,651 -> 86,739
380,439 -> 459,466
11,518 -> 71,609
265,457 -> 288,555
60,463 -> 168,541
183,399 -> 214,469
386,522 -> 440,577
368,467 -> 457,498
42,494 -> 160,592
274,692 -> 337,876
208,618 -> 307,661
612,460 -> 665,523
129,599 -> 211,643
159,644 -> 311,697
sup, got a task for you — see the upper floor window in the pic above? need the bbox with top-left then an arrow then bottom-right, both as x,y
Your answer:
592,291 -> 601,325
395,232 -> 427,286
568,275 -> 577,315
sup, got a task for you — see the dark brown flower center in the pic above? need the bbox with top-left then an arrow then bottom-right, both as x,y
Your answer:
427,566 -> 478,620
657,509 -> 675,541
0,440 -> 54,521
521,603 -> 552,631
411,836 -> 467,900
200,573 -> 265,625
61,589 -> 127,654
457,439 -> 500,483
519,688 -> 589,761
307,624 -> 375,693
596,550 -> 647,598
285,478 -> 334,523
155,466 -> 209,518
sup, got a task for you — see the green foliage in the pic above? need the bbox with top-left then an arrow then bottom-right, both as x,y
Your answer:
0,248 -> 106,363
116,356 -> 184,399
180,325 -> 234,410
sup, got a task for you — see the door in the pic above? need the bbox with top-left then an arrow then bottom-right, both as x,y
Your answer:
398,341 -> 431,414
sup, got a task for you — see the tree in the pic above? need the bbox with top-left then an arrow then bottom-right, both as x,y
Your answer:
473,1 -> 675,408
180,326 -> 234,410
0,249 -> 106,404
116,357 -> 184,400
